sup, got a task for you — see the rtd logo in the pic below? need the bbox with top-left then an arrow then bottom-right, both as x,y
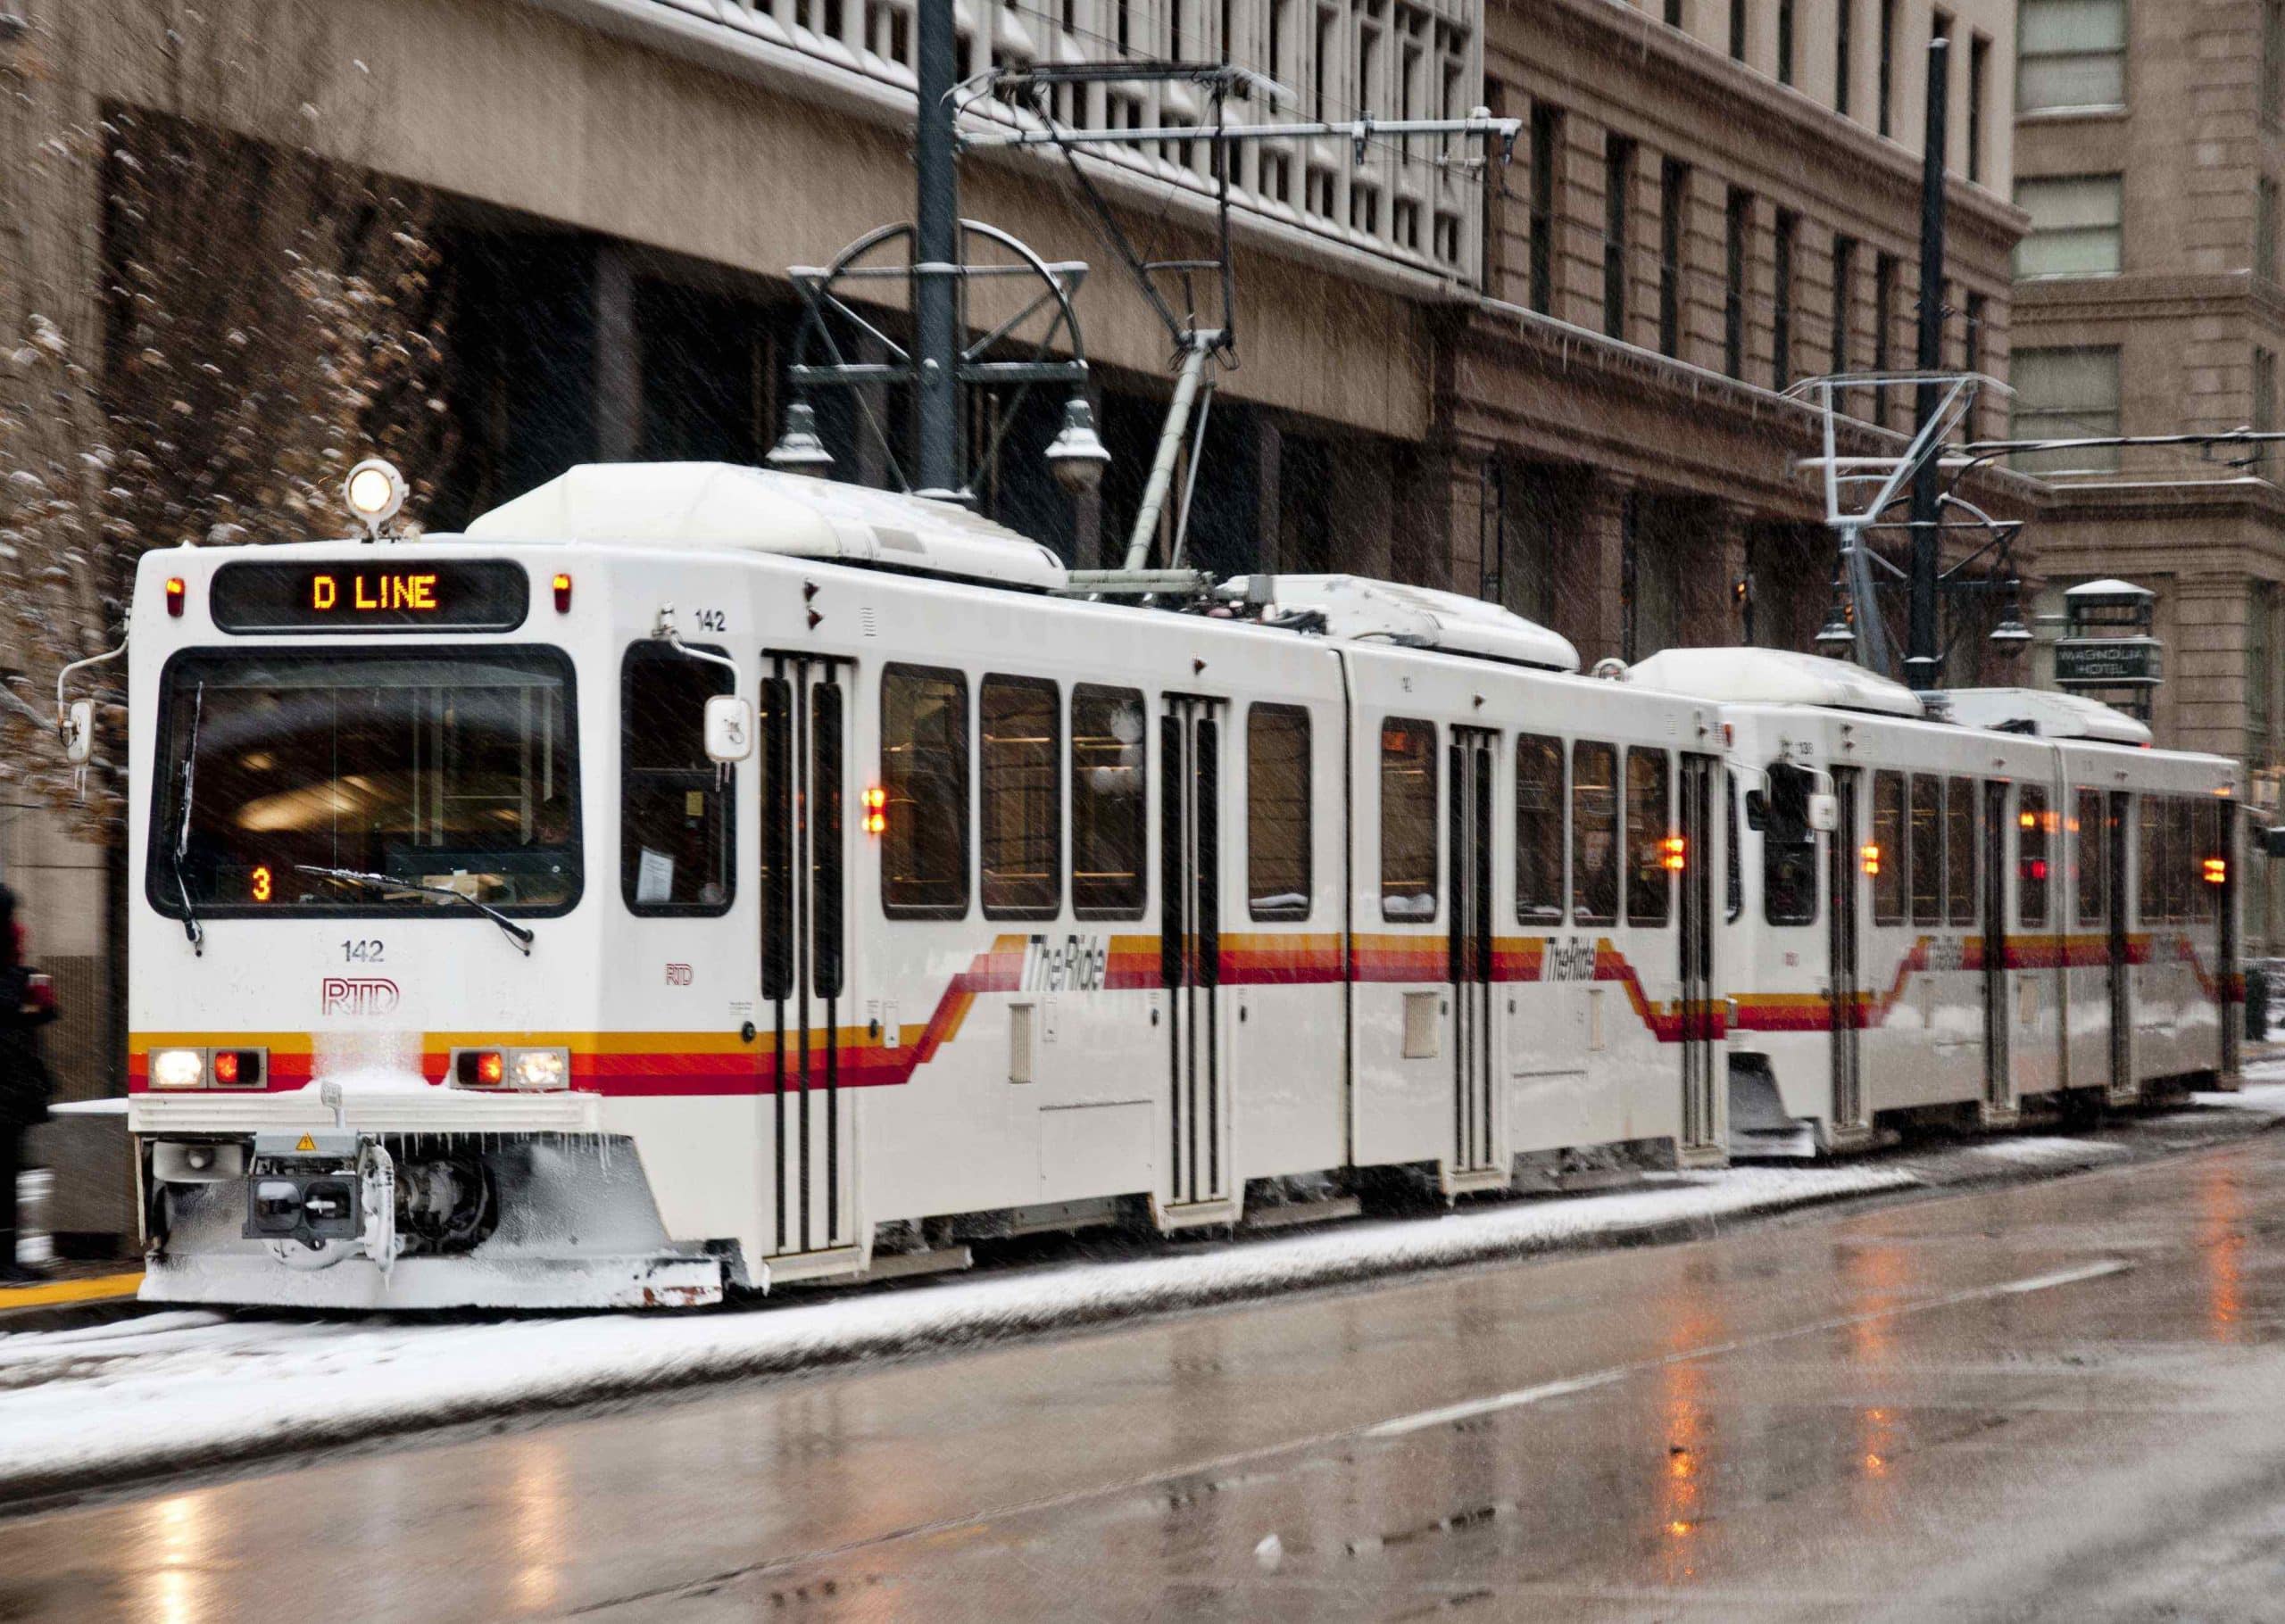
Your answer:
321,977 -> 401,1016
665,964 -> 694,987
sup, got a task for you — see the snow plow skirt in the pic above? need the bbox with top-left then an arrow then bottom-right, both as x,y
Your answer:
139,1251 -> 723,1311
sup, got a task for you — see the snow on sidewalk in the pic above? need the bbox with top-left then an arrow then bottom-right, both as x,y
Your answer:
0,1163 -> 1910,1495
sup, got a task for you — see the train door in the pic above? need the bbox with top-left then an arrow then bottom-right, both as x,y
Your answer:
2107,791 -> 2133,1100
1827,767 -> 1865,1132
1982,780 -> 2012,1117
1448,728 -> 1499,1183
1160,696 -> 1234,1219
1677,753 -> 1722,1161
758,655 -> 856,1270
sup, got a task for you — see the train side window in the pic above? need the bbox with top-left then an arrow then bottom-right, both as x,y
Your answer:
2074,788 -> 2106,926
621,643 -> 735,916
1247,703 -> 1312,920
1762,761 -> 1817,926
1516,733 -> 1566,924
1071,684 -> 1146,920
2018,785 -> 2051,929
1380,718 -> 1439,921
1571,741 -> 1619,925
1725,770 -> 1742,923
980,675 -> 1060,920
881,664 -> 970,919
2168,796 -> 2195,923
2137,797 -> 2161,924
1870,771 -> 1906,924
1624,748 -> 1672,927
1909,775 -> 1943,925
1945,776 -> 1977,926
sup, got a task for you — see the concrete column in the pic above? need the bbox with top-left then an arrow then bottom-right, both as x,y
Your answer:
1556,471 -> 1633,667
594,240 -> 642,462
1395,448 -> 1484,594
1253,416 -> 1284,576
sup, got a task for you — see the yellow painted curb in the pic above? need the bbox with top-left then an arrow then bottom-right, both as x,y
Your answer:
0,1272 -> 144,1310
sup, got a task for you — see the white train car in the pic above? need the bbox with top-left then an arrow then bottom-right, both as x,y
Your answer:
121,463 -> 1729,1310
1628,650 -> 2241,1152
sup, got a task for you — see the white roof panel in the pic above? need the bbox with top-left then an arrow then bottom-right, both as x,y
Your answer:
1232,574 -> 1579,673
1624,647 -> 1926,718
1941,686 -> 2153,745
461,462 -> 1070,590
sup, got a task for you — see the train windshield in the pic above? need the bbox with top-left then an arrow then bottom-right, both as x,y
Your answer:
150,648 -> 580,915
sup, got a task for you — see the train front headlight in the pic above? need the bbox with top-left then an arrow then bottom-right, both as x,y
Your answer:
510,1047 -> 570,1091
151,1048 -> 205,1090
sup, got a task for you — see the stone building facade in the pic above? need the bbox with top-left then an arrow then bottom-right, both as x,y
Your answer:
2010,0 -> 2285,949
0,0 -> 2028,1094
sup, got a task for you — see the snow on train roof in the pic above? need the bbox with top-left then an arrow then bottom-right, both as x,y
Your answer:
461,462 -> 1070,591
1940,687 -> 2153,745
1232,574 -> 1580,673
1624,647 -> 1925,718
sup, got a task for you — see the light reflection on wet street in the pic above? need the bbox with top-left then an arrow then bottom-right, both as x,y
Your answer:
8,1137 -> 2285,1621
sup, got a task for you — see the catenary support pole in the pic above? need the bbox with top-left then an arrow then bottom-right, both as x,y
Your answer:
914,0 -> 962,498
1906,34 -> 1949,692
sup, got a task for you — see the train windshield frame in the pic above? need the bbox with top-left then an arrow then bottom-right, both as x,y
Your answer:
146,645 -> 582,919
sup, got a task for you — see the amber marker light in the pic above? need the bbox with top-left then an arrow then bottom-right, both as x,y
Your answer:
1861,842 -> 1882,877
2205,858 -> 2229,886
1660,834 -> 1687,873
862,785 -> 888,837
553,572 -> 573,612
165,576 -> 186,617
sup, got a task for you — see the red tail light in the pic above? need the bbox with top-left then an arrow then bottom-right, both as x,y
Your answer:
165,576 -> 186,617
552,572 -> 572,612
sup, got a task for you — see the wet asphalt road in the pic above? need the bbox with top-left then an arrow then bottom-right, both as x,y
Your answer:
7,1135 -> 2285,1623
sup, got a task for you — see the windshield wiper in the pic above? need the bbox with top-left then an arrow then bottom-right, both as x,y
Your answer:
171,684 -> 206,956
295,865 -> 536,957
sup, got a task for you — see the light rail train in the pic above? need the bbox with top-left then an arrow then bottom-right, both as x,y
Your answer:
115,463 -> 2241,1309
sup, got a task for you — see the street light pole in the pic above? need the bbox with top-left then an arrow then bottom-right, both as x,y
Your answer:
913,0 -> 962,498
1906,34 -> 1949,692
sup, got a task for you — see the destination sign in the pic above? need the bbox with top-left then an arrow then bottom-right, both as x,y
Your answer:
210,560 -> 528,634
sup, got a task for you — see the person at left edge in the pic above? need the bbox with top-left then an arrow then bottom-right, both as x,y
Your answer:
0,886 -> 60,1284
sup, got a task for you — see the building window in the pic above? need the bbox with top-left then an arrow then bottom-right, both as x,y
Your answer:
1724,187 -> 1752,377
1247,703 -> 1313,919
1835,0 -> 1854,115
2263,178 -> 2280,284
2268,0 -> 2284,127
1831,234 -> 1856,377
1516,733 -> 1566,923
2011,347 -> 2122,472
1071,684 -> 1146,919
2019,0 -> 2125,113
622,644 -> 734,916
1573,740 -> 1619,925
1877,0 -> 1896,136
1777,0 -> 1796,85
2249,584 -> 2276,744
1660,158 -> 1691,358
1730,0 -> 1747,61
1380,717 -> 1439,921
1530,103 -> 1562,315
1968,33 -> 1990,181
2015,175 -> 2123,277
1874,251 -> 1897,418
1604,136 -> 1635,339
1773,209 -> 1799,388
1665,0 -> 1685,26
979,675 -> 1059,920
881,665 -> 970,918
